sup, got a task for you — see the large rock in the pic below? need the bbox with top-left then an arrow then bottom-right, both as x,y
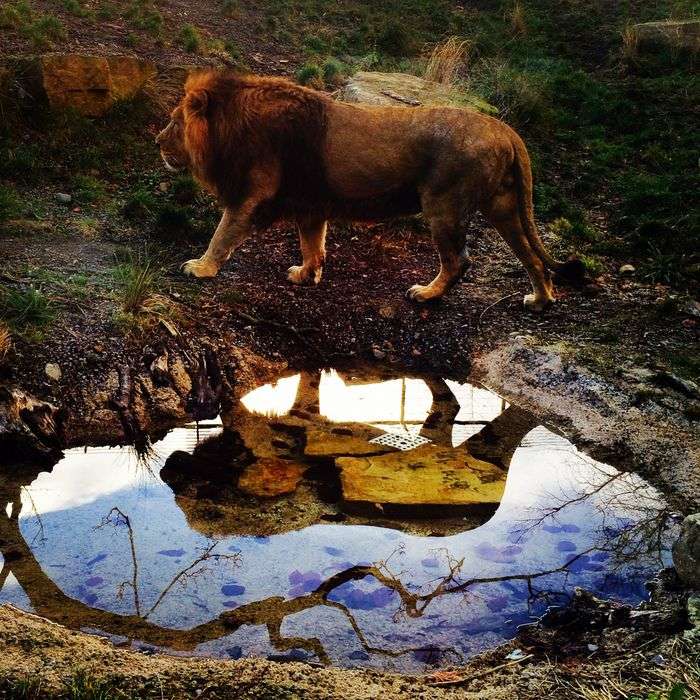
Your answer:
39,54 -> 157,116
673,513 -> 700,588
341,71 -> 495,113
337,444 -> 506,506
632,20 -> 700,55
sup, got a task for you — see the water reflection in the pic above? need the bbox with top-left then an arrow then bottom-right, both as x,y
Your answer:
0,370 -> 677,671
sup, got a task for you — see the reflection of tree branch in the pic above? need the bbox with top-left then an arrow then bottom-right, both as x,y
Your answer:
96,507 -> 141,616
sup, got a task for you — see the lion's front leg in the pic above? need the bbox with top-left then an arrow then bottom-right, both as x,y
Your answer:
288,217 -> 327,286
182,207 -> 251,278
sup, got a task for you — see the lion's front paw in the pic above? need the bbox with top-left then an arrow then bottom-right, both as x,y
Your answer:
287,265 -> 322,286
181,257 -> 219,278
523,293 -> 553,313
406,284 -> 441,302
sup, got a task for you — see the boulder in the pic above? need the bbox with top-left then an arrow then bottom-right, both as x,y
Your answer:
237,457 -> 306,497
105,55 -> 157,102
38,54 -> 157,116
336,444 -> 506,506
631,20 -> 700,55
673,513 -> 700,588
340,71 -> 495,113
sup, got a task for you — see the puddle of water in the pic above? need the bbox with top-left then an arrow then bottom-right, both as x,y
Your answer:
0,369 -> 677,671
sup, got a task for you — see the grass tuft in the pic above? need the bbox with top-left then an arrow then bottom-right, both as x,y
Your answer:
179,23 -> 201,53
0,184 -> 23,223
0,322 -> 11,361
111,249 -> 161,314
424,36 -> 470,86
0,285 -> 54,333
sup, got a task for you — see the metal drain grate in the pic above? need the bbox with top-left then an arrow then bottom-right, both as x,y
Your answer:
369,432 -> 431,451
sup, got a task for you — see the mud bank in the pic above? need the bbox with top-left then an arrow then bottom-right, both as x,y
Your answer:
1,569 -> 697,700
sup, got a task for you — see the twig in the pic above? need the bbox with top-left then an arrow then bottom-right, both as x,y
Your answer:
477,292 -> 520,328
427,653 -> 534,686
380,90 -> 421,106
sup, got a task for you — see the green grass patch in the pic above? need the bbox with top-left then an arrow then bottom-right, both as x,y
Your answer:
0,184 -> 23,223
0,285 -> 54,335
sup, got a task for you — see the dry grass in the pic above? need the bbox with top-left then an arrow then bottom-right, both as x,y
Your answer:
621,23 -> 639,63
554,639 -> 700,700
0,322 -> 11,361
424,36 -> 470,86
509,1 -> 528,37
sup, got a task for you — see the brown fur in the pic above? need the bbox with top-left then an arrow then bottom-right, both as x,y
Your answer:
156,70 -> 583,310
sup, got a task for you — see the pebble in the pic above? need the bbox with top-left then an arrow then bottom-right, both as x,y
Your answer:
159,182 -> 169,192
55,193 -> 72,204
44,362 -> 62,381
618,264 -> 635,275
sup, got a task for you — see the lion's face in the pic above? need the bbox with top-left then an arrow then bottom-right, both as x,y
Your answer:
156,107 -> 190,172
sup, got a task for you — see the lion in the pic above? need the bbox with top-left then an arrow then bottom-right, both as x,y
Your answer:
156,71 -> 583,311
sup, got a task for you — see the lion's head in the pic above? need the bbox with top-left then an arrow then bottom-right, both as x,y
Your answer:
155,105 -> 190,173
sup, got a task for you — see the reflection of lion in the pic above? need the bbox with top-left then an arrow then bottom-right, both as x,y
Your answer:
156,71 -> 583,311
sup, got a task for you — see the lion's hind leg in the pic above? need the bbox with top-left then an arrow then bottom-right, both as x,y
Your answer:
407,193 -> 467,302
288,217 -> 327,286
483,187 -> 554,312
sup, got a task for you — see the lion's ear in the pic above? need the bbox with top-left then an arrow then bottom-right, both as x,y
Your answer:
185,89 -> 209,117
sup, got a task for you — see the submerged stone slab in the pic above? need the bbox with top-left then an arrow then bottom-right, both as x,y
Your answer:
237,458 -> 306,497
304,425 -> 395,456
337,445 -> 506,506
341,71 -> 495,113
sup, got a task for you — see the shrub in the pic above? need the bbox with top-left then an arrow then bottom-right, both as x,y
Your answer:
0,285 -> 54,331
425,37 -> 470,85
0,322 -> 10,361
377,21 -> 413,57
171,174 -> 199,204
61,0 -> 93,18
304,35 -> 328,54
296,63 -> 323,88
112,259 -> 159,312
72,175 -> 107,204
22,15 -> 65,49
157,203 -> 191,233
322,58 -> 345,87
126,0 -> 162,35
123,187 -> 157,220
179,24 -> 201,53
0,185 -> 22,223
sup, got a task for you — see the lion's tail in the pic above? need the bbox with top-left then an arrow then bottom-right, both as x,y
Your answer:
511,135 -> 586,284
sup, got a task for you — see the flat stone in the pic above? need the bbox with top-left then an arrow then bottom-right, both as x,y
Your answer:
55,193 -> 72,204
618,264 -> 635,275
237,458 -> 305,497
44,363 -> 62,381
341,71 -> 495,113
337,444 -> 506,505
